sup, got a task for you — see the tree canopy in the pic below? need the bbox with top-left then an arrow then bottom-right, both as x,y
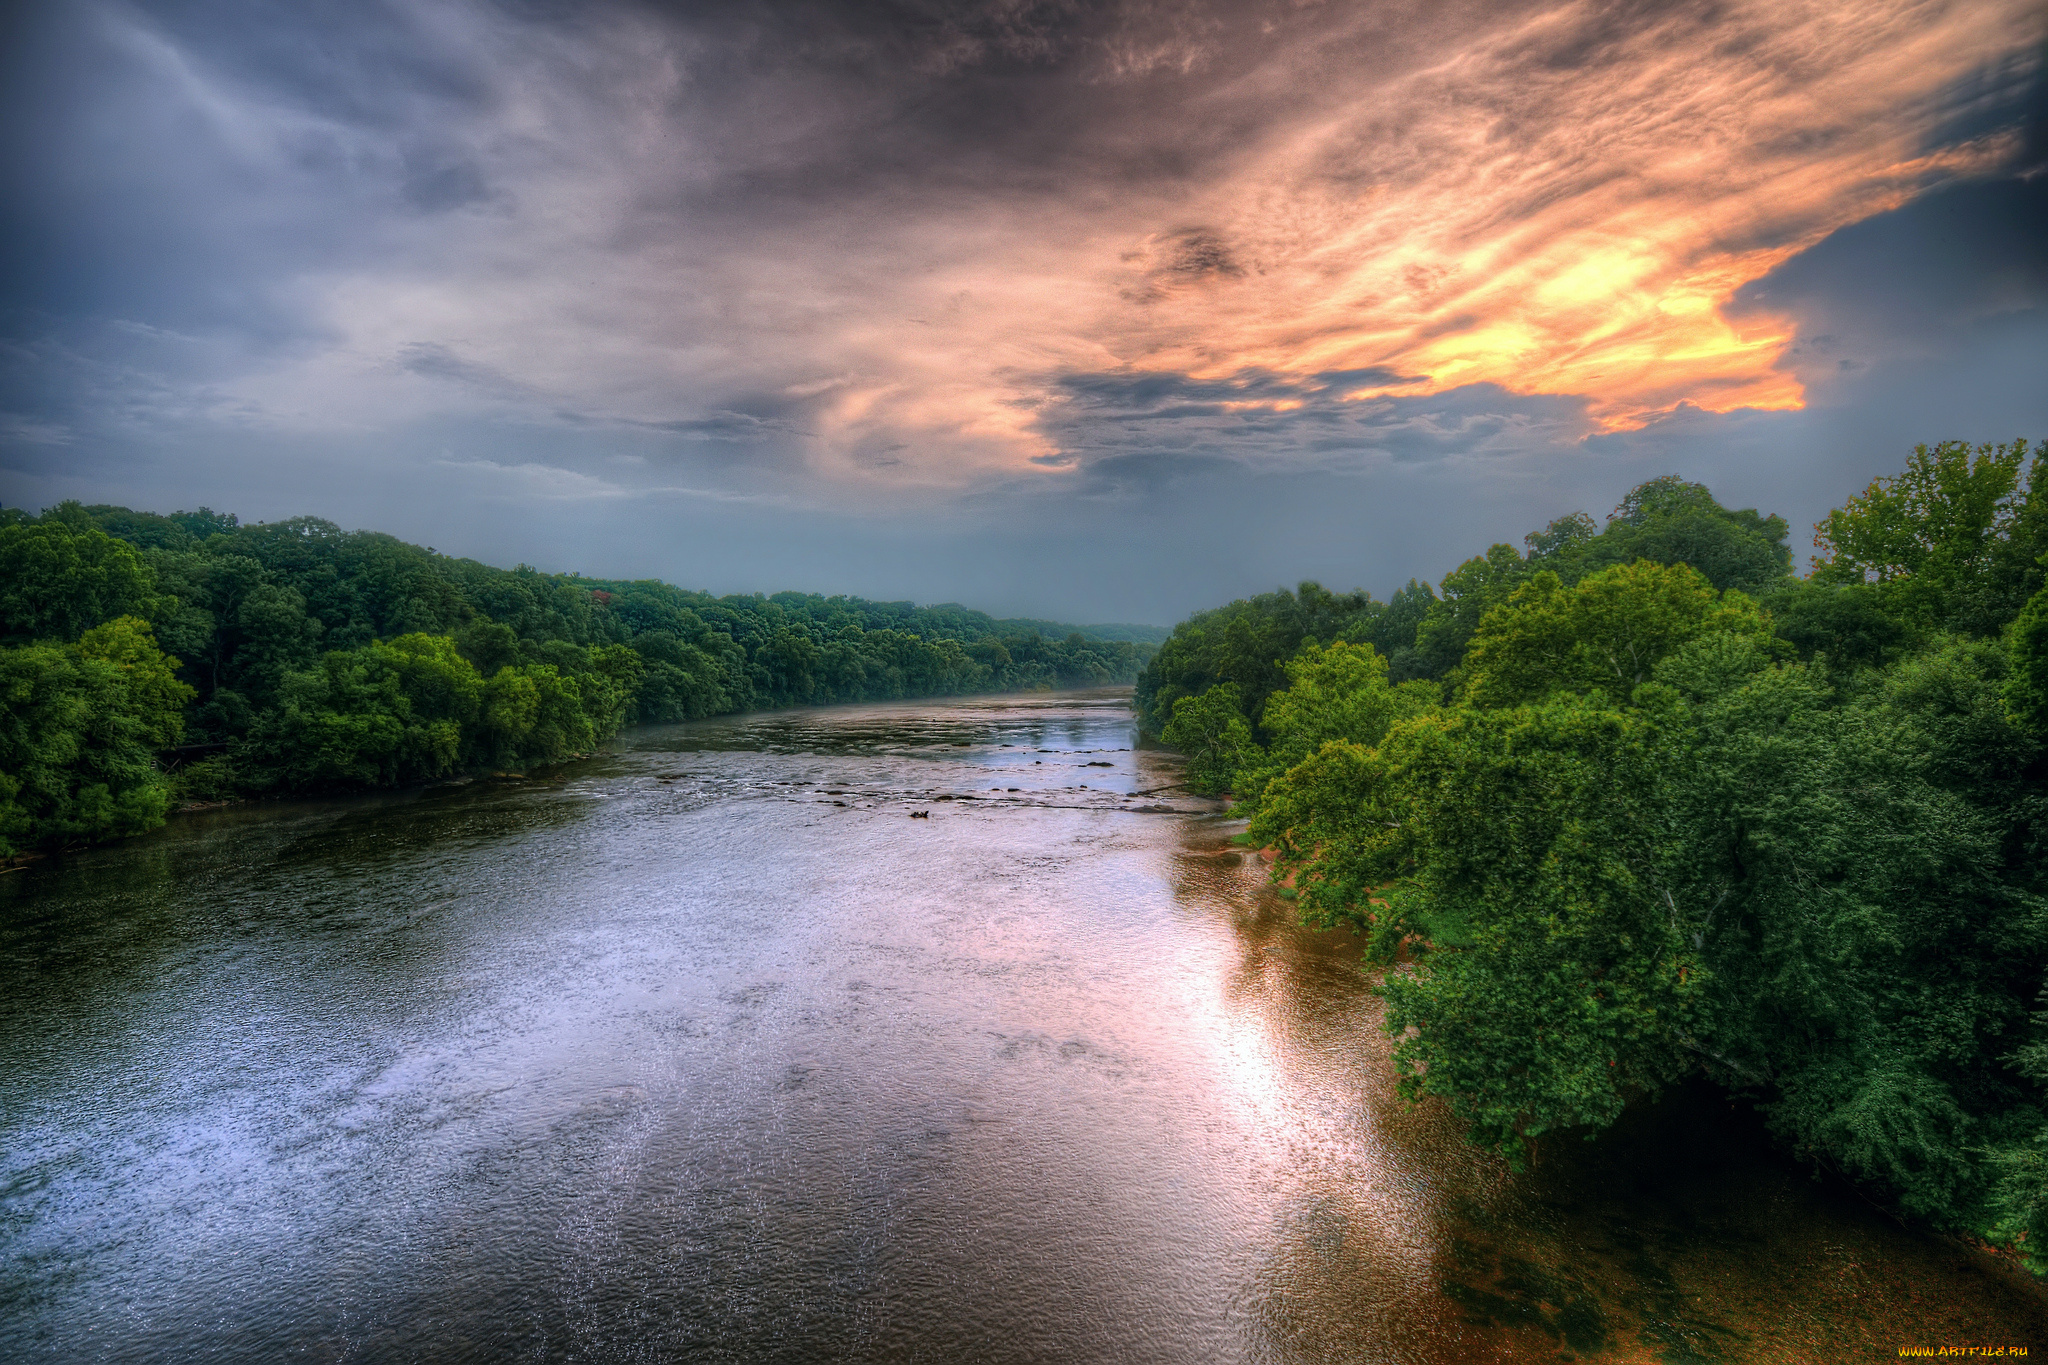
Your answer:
1148,444 -> 2048,1263
1135,476 -> 1796,733
0,500 -> 1156,855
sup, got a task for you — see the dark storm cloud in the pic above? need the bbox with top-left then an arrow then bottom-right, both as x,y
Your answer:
1725,174 -> 2048,399
1039,368 -> 1590,471
0,2 -> 479,332
1914,42 -> 2048,165
554,0 -> 1351,223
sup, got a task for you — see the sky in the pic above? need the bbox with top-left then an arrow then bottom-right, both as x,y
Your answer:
1,0 -> 2044,625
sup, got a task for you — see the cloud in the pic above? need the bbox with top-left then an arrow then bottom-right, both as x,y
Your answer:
1037,365 -> 1591,470
436,457 -> 632,500
1,0 -> 2045,619
1725,173 -> 2048,397
397,342 -> 528,394
10,1 -> 2042,469
0,414 -> 74,448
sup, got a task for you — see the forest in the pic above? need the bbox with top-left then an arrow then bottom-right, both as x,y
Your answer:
1139,439 -> 2048,1266
0,502 -> 1157,856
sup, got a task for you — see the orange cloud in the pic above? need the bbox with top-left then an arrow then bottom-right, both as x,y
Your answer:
1081,0 -> 2038,435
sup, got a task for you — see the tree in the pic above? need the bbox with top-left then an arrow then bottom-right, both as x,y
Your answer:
1135,583 -> 1380,734
1234,641 -> 1437,814
2006,581 -> 2048,740
1680,639 -> 2042,1223
1161,684 -> 1261,795
1524,510 -> 1598,564
581,643 -> 646,734
1581,477 -> 1791,595
1351,578 -> 1437,681
0,617 -> 193,854
1814,439 -> 2041,634
628,631 -> 731,722
0,497 -> 1154,823
1411,543 -> 1529,678
1255,691 -> 1706,1161
241,634 -> 483,790
1460,561 -> 1774,708
0,519 -> 163,643
1140,450 -> 2048,1241
1991,1015 -> 2048,1272
1257,617 -> 2047,1211
481,662 -> 593,766
1765,578 -> 1915,672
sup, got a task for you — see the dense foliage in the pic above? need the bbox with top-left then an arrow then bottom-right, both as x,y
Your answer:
0,501 -> 1154,856
1144,440 -> 2048,1261
0,616 -> 193,856
1134,472 -> 1796,746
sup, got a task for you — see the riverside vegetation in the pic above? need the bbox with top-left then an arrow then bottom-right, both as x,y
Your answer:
0,503 -> 1157,856
1139,440 -> 2048,1267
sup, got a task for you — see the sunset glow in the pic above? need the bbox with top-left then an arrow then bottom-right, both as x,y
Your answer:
1034,0 -> 2036,441
2,0 -> 2043,618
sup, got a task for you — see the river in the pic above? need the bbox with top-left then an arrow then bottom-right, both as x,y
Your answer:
2,689 -> 2041,1362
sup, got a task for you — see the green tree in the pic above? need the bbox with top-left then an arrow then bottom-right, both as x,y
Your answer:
1351,578 -> 1437,681
1524,510 -> 1598,565
1135,583 -> 1379,734
479,663 -> 595,767
0,617 -> 193,854
2007,581 -> 2048,740
1257,622 -> 2046,1212
1411,543 -> 1529,679
0,519 -> 163,643
241,634 -> 484,790
1681,639 -> 2043,1223
1461,561 -> 1773,708
1137,449 -> 2048,1241
11,497 -> 1154,812
1765,578 -> 1915,672
1990,1016 -> 2048,1271
581,643 -> 646,734
1255,691 -> 1706,1161
628,631 -> 731,722
1234,641 -> 1437,814
1161,683 -> 1262,795
1814,439 -> 2041,634
1578,476 -> 1791,595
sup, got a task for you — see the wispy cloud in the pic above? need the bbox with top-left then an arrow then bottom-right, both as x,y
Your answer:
0,0 -> 2043,617
0,413 -> 75,447
10,0 -> 2035,487
436,457 -> 787,506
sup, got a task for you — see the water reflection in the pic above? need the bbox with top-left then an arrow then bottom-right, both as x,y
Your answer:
1,690 -> 2041,1363
1177,837 -> 1507,1363
1171,823 -> 2048,1363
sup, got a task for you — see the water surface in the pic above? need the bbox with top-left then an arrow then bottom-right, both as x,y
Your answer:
2,690 -> 2040,1361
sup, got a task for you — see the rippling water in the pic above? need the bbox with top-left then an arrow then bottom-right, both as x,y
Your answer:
3,689 -> 2042,1362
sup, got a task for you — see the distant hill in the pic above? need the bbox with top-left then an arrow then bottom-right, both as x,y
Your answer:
1071,622 -> 1173,644
939,612 -> 1170,645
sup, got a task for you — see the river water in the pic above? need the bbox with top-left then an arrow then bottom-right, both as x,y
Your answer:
2,689 -> 2041,1363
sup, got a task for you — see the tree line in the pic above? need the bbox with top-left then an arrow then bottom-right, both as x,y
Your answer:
1140,440 -> 2048,1265
0,502 -> 1158,856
